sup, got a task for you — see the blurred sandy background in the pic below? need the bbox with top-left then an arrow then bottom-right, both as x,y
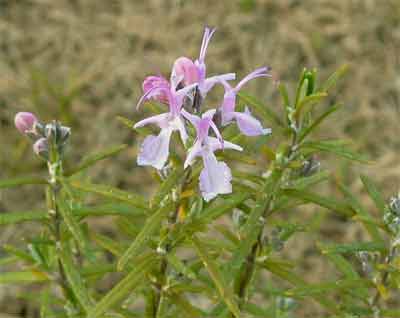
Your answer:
1,0 -> 400,317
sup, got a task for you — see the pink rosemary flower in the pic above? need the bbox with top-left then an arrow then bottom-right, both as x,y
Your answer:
171,27 -> 236,98
14,112 -> 38,135
134,81 -> 197,170
182,109 -> 242,201
220,67 -> 272,136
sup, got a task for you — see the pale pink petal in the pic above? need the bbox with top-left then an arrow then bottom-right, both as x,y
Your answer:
133,113 -> 170,129
202,109 -> 217,120
207,137 -> 243,153
234,67 -> 271,92
171,57 -> 199,87
233,107 -> 272,136
181,109 -> 200,127
175,116 -> 189,145
199,150 -> 232,202
137,85 -> 170,109
221,90 -> 236,121
201,73 -> 236,96
184,140 -> 202,169
137,128 -> 173,170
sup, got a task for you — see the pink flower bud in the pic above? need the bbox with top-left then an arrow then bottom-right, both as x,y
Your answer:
33,138 -> 48,158
171,57 -> 199,87
14,112 -> 38,135
142,76 -> 170,104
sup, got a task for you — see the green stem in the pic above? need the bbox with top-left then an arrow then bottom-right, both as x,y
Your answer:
233,137 -> 299,312
152,168 -> 191,318
371,244 -> 398,309
45,134 -> 77,310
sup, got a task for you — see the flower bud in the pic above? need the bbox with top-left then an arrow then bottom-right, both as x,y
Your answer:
301,156 -> 320,177
14,112 -> 38,135
389,194 -> 400,216
33,138 -> 49,159
44,121 -> 71,146
171,57 -> 199,88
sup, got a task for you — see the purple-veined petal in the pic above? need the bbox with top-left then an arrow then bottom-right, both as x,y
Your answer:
200,73 -> 236,97
202,109 -> 216,119
233,107 -> 272,136
137,85 -> 170,109
181,109 -> 200,127
174,116 -> 189,145
134,113 -> 170,129
184,140 -> 203,169
199,150 -> 232,201
137,128 -> 173,170
142,76 -> 170,104
234,67 -> 271,92
207,137 -> 243,152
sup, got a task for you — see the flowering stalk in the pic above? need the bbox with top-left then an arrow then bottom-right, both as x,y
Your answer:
150,167 -> 192,318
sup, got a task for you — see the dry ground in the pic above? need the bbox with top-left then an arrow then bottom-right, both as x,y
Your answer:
1,0 -> 400,317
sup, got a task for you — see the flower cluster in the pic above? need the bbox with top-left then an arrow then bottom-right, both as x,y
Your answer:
134,27 -> 271,201
14,112 -> 71,160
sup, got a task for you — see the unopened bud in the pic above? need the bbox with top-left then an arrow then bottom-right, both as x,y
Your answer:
33,138 -> 49,159
14,112 -> 38,135
301,156 -> 320,177
44,121 -> 71,146
389,194 -> 400,216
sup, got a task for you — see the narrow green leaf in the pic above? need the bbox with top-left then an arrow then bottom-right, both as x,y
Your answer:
117,204 -> 172,271
151,167 -> 185,208
320,241 -> 386,254
360,174 -> 386,214
319,248 -> 359,279
278,82 -> 291,122
3,244 -> 41,265
218,150 -> 258,165
69,181 -> 148,210
0,210 -> 47,225
170,293 -> 205,318
260,259 -> 338,312
0,204 -> 146,226
59,245 -> 93,311
199,192 -> 250,223
58,198 -> 90,254
238,91 -> 283,127
167,253 -> 197,280
0,271 -> 50,284
191,236 -> 241,318
283,188 -> 354,217
64,144 -> 127,176
75,203 -> 147,218
294,92 -> 328,119
92,232 -> 124,256
284,279 -> 372,297
0,176 -> 48,189
282,170 -> 330,190
319,64 -> 349,92
40,287 -> 52,318
298,103 -> 342,143
88,252 -> 157,318
117,115 -> 152,136
338,183 -> 383,243
302,140 -> 371,163
228,170 -> 283,278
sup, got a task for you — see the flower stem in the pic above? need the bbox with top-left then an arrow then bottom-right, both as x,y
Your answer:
45,134 -> 76,309
152,168 -> 191,318
233,137 -> 299,312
